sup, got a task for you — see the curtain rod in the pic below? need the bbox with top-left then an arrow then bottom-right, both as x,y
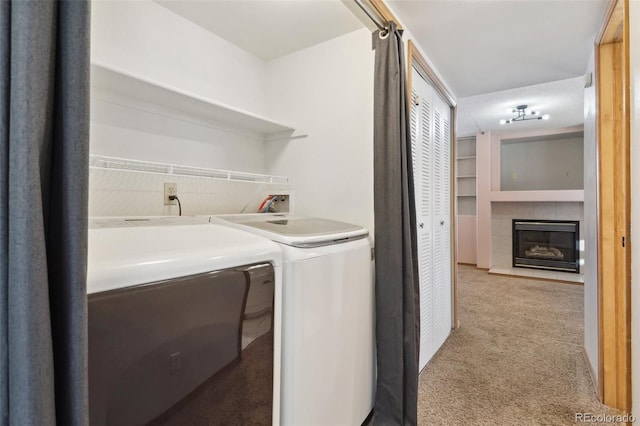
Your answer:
354,0 -> 388,32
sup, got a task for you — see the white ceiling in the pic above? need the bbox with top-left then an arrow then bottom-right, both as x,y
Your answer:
389,0 -> 609,98
155,0 -> 364,61
389,0 -> 609,137
456,76 -> 586,137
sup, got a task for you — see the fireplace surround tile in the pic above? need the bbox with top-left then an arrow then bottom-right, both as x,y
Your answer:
492,218 -> 512,237
491,201 -> 584,272
492,203 -> 513,219
488,266 -> 584,283
511,202 -> 533,218
532,202 -> 558,219
492,235 -> 512,254
557,202 -> 582,218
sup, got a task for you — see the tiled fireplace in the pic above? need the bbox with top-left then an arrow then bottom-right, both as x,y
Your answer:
490,202 -> 584,282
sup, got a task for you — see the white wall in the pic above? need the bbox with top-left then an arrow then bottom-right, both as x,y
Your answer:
629,0 -> 640,416
91,0 -> 267,114
500,134 -> 584,191
90,0 -> 269,172
264,28 -> 375,233
90,96 -> 268,173
582,49 -> 599,387
476,131 -> 492,268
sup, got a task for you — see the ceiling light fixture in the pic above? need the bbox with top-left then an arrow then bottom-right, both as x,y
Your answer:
499,104 -> 549,124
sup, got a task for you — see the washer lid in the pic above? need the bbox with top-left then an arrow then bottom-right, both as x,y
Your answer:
87,223 -> 282,294
213,214 -> 368,247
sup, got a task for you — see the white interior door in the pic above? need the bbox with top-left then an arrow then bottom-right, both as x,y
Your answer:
411,66 -> 452,372
431,92 -> 452,352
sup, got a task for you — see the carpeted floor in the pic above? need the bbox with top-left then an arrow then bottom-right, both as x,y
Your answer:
417,265 -> 621,426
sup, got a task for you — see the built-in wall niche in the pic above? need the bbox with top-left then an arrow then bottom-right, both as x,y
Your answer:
456,136 -> 477,265
456,136 -> 476,215
500,131 -> 584,191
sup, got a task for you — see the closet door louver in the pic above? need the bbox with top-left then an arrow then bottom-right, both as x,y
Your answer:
411,67 -> 452,372
414,84 -> 435,369
432,95 -> 452,352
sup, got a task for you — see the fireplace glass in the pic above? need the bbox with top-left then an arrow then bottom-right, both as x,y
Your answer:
512,220 -> 579,273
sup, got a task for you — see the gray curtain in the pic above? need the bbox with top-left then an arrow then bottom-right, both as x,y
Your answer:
372,22 -> 420,426
0,1 -> 90,425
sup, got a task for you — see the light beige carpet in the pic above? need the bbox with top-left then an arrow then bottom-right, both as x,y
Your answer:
417,265 -> 622,426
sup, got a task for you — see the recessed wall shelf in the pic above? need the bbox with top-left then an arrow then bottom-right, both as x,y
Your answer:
456,136 -> 477,265
456,137 -> 477,215
91,63 -> 307,142
90,155 -> 290,185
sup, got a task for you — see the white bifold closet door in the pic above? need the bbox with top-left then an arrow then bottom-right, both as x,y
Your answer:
410,66 -> 452,372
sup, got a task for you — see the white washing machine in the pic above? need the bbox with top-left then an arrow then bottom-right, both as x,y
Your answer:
203,213 -> 375,426
87,217 -> 283,425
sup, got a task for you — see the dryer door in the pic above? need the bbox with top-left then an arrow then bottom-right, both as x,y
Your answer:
89,264 -> 274,426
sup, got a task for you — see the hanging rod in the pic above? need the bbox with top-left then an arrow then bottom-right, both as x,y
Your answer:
354,0 -> 388,32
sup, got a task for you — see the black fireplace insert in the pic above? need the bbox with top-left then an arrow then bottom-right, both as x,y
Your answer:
512,219 -> 580,273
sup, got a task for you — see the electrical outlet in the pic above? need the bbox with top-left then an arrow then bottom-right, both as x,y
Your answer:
164,183 -> 177,205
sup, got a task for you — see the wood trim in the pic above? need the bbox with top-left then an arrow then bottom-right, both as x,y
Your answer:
594,42 -> 605,404
597,0 -> 625,44
407,40 -> 456,108
596,0 -> 632,412
451,105 -> 459,329
369,0 -> 403,30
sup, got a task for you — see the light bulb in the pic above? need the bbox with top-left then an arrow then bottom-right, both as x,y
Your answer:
542,114 -> 550,120
499,119 -> 506,125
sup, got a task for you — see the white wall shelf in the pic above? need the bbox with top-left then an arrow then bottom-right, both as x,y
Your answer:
489,190 -> 584,202
91,63 -> 307,142
90,155 -> 290,184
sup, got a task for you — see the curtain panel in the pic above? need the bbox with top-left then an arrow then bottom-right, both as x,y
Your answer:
0,1 -> 90,425
372,21 -> 420,426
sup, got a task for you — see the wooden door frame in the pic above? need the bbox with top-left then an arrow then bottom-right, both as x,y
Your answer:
407,40 -> 459,330
595,0 -> 632,412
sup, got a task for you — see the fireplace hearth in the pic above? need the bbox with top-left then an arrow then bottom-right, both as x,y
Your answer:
512,220 -> 579,273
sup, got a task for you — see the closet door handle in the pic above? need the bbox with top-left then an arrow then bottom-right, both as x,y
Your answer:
440,220 -> 445,226
419,223 -> 424,228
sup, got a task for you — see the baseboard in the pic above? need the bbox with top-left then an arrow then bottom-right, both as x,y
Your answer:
582,346 -> 601,402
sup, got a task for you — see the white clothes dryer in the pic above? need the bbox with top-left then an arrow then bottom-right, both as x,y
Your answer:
87,217 -> 283,425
